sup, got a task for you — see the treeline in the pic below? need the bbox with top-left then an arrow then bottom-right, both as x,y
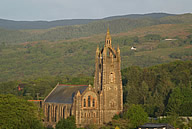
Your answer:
122,60 -> 192,117
0,76 -> 93,100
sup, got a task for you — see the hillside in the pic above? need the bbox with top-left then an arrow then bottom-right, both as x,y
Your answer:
0,13 -> 173,30
0,22 -> 192,82
0,18 -> 96,30
0,13 -> 192,44
103,13 -> 175,20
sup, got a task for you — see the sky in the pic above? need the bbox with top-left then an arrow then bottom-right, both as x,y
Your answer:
0,0 -> 192,21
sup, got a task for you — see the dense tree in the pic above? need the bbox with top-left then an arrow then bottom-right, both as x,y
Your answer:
122,60 -> 192,117
0,94 -> 43,129
166,87 -> 192,116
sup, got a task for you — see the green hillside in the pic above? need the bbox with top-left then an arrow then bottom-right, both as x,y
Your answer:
0,13 -> 173,30
0,22 -> 192,82
0,13 -> 192,44
0,13 -> 192,81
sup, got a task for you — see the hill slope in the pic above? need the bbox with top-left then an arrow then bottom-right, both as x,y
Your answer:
0,13 -> 192,44
0,13 -> 173,30
0,23 -> 192,82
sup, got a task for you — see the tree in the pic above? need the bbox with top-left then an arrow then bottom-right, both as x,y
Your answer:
123,104 -> 148,128
0,94 -> 43,129
140,81 -> 149,104
55,116 -> 76,129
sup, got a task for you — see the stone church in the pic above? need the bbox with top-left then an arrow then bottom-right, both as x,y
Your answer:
43,29 -> 123,127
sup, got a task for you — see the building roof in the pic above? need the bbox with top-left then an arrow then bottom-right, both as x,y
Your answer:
138,123 -> 174,128
44,84 -> 88,104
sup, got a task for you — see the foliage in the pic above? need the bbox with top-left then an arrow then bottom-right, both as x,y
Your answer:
55,116 -> 76,129
0,76 -> 93,100
157,114 -> 185,129
166,87 -> 192,116
112,114 -> 121,120
122,60 -> 192,117
0,94 -> 43,129
123,104 -> 149,128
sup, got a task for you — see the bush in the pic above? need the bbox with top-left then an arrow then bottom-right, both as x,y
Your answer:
56,116 -> 76,129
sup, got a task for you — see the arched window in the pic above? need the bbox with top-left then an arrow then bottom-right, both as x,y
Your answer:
88,96 -> 91,107
84,98 -> 86,107
92,98 -> 95,107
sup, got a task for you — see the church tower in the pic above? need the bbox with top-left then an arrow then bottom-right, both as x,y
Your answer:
94,28 -> 123,123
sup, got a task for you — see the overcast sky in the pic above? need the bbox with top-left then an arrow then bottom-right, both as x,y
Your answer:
0,0 -> 192,21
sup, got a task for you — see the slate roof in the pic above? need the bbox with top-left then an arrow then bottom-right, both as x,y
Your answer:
138,123 -> 174,129
44,84 -> 88,104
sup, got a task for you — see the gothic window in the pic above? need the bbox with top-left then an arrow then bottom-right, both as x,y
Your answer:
83,94 -> 97,109
84,98 -> 86,107
92,98 -> 95,107
85,113 -> 87,117
88,96 -> 91,107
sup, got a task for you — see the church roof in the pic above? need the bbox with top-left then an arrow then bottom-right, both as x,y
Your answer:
44,84 -> 88,104
138,123 -> 174,129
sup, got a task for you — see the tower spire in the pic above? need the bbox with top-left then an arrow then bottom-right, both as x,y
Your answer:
105,28 -> 112,47
107,26 -> 110,35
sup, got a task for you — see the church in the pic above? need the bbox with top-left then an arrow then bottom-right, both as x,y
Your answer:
42,29 -> 123,127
